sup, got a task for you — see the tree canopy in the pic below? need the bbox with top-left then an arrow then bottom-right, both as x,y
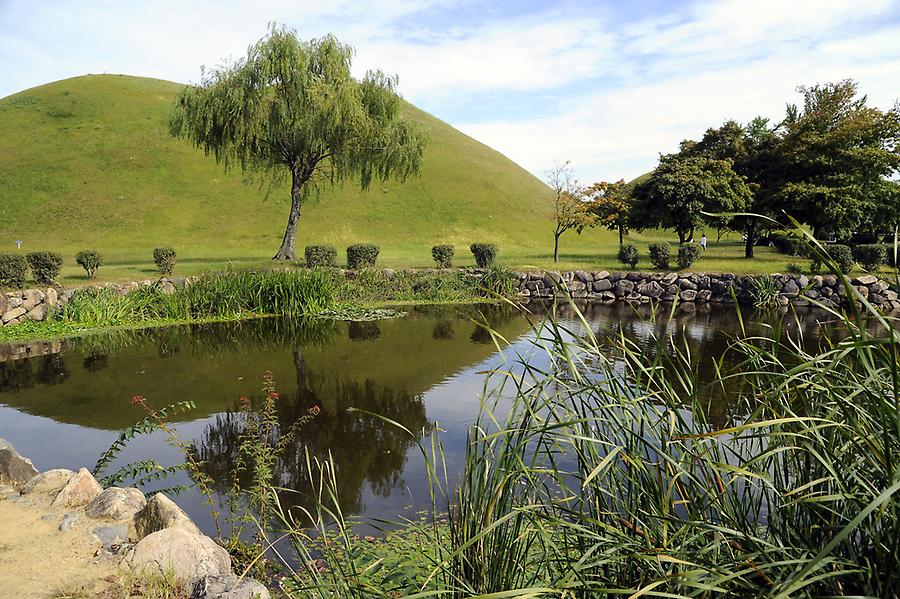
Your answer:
170,26 -> 426,260
631,154 -> 752,244
777,80 -> 900,240
585,179 -> 631,246
547,162 -> 596,262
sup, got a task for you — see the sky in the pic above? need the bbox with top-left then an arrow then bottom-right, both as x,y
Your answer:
2,0 -> 900,183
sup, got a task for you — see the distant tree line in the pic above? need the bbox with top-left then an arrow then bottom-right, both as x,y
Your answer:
552,80 -> 900,261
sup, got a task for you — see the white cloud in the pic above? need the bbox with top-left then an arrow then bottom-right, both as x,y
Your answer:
1,0 -> 898,184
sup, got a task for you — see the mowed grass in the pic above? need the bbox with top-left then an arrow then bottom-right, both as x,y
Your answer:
1,74 -> 816,287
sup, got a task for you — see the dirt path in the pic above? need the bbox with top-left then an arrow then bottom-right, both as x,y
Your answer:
0,495 -> 119,599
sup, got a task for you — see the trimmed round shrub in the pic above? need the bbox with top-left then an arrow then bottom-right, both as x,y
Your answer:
852,244 -> 886,271
153,247 -> 177,275
469,243 -> 498,269
26,252 -> 63,285
648,242 -> 671,270
811,244 -> 854,275
617,243 -> 638,268
305,245 -> 337,268
0,254 -> 27,289
347,244 -> 379,269
771,234 -> 804,256
76,250 -> 103,279
676,242 -> 701,270
432,245 -> 454,268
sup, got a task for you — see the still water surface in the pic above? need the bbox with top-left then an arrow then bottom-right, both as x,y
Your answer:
0,302 -> 836,534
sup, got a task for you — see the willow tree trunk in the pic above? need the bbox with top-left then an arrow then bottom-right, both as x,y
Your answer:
553,231 -> 561,262
273,171 -> 303,261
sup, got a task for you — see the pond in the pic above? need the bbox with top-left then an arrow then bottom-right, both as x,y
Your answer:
0,301 -> 843,535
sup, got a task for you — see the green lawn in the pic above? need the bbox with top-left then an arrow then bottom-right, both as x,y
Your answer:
0,74 -> 838,288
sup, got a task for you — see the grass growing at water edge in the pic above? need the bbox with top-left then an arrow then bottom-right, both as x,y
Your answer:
275,258 -> 900,596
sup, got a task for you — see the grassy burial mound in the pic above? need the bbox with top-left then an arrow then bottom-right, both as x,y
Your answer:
0,74 -> 553,274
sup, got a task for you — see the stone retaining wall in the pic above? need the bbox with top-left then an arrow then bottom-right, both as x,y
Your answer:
514,270 -> 900,311
2,270 -> 899,329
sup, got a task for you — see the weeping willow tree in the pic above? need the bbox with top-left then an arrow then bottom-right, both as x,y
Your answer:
170,26 -> 426,260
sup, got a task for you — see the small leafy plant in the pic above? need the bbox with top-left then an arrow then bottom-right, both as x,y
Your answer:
346,244 -> 379,269
617,243 -> 638,268
153,247 -> 177,275
432,244 -> 454,268
0,254 -> 27,288
469,243 -> 497,268
305,245 -> 337,268
648,242 -> 671,270
852,244 -> 886,271
749,274 -> 780,308
676,242 -> 701,270
26,251 -> 63,285
75,250 -> 103,279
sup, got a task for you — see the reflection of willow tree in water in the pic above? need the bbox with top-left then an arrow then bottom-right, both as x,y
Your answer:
0,354 -> 71,392
192,350 -> 430,518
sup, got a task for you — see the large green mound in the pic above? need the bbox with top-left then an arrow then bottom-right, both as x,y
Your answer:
0,75 -> 552,265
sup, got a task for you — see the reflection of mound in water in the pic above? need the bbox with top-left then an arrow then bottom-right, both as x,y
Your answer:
191,355 -> 430,518
0,354 -> 71,392
432,320 -> 454,340
82,352 -> 108,373
348,320 -> 381,341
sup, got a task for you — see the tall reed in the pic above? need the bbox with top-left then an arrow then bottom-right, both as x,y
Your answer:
276,245 -> 900,597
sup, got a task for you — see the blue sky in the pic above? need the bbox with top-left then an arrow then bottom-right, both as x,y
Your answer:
2,0 -> 899,182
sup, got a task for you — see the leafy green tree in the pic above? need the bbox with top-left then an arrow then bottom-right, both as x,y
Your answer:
547,162 -> 597,262
170,26 -> 426,260
631,154 -> 752,244
778,80 -> 900,240
684,117 -> 784,257
585,179 -> 631,246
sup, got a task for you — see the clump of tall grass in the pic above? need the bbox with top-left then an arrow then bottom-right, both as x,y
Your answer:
278,242 -> 900,597
55,269 -> 335,327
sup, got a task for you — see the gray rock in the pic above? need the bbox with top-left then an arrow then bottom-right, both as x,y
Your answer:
51,467 -> 103,508
23,469 -> 74,495
1,307 -> 26,324
0,437 -> 38,484
134,493 -> 202,539
26,304 -> 47,321
160,281 -> 176,295
45,287 -> 58,308
680,289 -> 697,302
191,575 -> 270,599
797,275 -> 809,288
381,268 -> 396,280
853,274 -> 878,285
59,513 -> 80,531
614,280 -> 634,297
131,527 -> 231,583
781,280 -> 800,296
697,290 -> 712,302
856,285 -> 870,298
636,281 -> 664,299
86,486 -> 146,521
593,279 -> 612,292
574,270 -> 592,284
593,271 -> 610,280
93,524 -> 130,550
7,296 -> 22,309
870,281 -> 889,294
661,272 -> 679,286
679,278 -> 697,291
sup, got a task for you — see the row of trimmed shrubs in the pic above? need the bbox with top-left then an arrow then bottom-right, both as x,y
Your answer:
304,243 -> 499,269
771,234 -> 897,273
0,248 -> 177,289
617,242 -> 702,271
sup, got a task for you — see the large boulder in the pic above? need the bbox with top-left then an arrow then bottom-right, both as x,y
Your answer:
191,575 -> 270,599
51,467 -> 103,508
22,468 -> 74,495
0,437 -> 38,484
131,527 -> 231,583
134,493 -> 201,539
86,486 -> 147,521
1,307 -> 26,324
